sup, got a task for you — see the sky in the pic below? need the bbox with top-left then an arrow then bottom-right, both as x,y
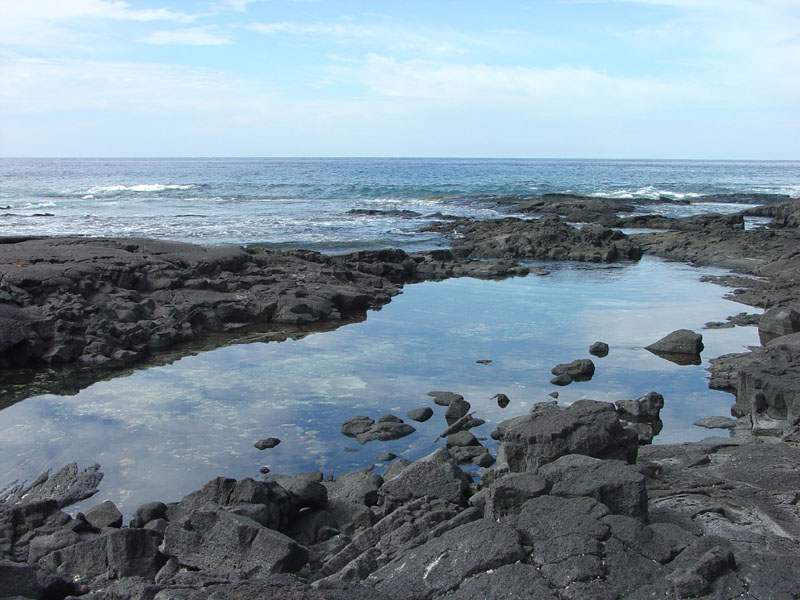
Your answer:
0,0 -> 798,158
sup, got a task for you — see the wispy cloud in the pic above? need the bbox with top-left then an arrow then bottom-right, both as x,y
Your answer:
325,54 -> 705,118
141,27 -> 232,46
0,0 -> 194,23
0,57 -> 275,116
247,20 -> 464,57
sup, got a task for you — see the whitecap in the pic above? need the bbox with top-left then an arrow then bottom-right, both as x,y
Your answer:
86,183 -> 196,194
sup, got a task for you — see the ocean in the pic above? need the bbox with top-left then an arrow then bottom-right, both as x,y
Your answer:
2,158 -> 799,249
1,158 -> 797,515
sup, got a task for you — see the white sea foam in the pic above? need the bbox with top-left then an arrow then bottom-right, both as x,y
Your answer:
86,184 -> 196,194
589,186 -> 702,201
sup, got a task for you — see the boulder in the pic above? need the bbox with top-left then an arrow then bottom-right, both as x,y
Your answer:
341,416 -> 375,437
356,421 -> 416,444
324,469 -> 383,507
0,559 -> 85,600
445,397 -> 471,424
484,472 -> 548,521
616,391 -> 664,422
494,393 -> 510,408
538,454 -> 648,517
759,305 -> 800,341
380,448 -> 472,511
130,501 -> 168,528
445,431 -> 480,448
39,528 -> 164,582
406,407 -> 433,422
162,509 -> 307,577
84,500 -> 123,529
493,399 -> 638,471
589,341 -> 610,357
550,359 -> 595,384
645,329 -> 704,358
175,477 -> 294,532
427,391 -> 464,406
254,437 -> 281,450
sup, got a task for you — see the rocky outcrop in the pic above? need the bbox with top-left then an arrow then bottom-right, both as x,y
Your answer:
0,238 -> 532,376
491,400 -> 639,472
424,216 -> 643,262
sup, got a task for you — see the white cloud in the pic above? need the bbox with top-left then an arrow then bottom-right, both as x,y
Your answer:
0,0 -> 193,23
141,27 -> 232,46
247,20 -> 464,57
0,0 -> 196,48
323,55 -> 707,118
0,57 -> 276,116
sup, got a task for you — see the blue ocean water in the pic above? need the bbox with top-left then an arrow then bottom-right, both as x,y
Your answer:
2,158 -> 798,249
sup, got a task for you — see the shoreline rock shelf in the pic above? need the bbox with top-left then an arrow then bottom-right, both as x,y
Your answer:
3,199 -> 800,597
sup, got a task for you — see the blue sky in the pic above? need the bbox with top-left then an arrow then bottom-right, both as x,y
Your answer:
1,0 -> 798,158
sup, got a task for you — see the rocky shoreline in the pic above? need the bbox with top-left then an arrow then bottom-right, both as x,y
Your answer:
2,197 -> 800,599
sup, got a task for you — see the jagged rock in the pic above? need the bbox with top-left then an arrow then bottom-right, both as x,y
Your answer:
271,475 -> 328,510
538,454 -> 648,517
39,528 -> 164,582
324,469 -> 383,507
484,472 -> 548,521
380,448 -> 471,511
406,407 -> 433,422
1,463 -> 103,509
174,477 -> 294,532
759,305 -> 800,340
493,400 -> 638,472
616,391 -> 664,422
84,500 -> 123,529
162,509 -> 307,577
440,562 -> 559,600
429,215 -> 642,263
365,519 -> 525,599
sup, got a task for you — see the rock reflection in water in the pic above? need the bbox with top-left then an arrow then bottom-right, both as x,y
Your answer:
0,257 -> 759,517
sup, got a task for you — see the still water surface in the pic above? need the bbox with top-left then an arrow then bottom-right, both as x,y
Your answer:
0,257 -> 757,516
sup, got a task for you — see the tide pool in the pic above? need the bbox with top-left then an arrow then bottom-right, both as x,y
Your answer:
0,256 -> 758,517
